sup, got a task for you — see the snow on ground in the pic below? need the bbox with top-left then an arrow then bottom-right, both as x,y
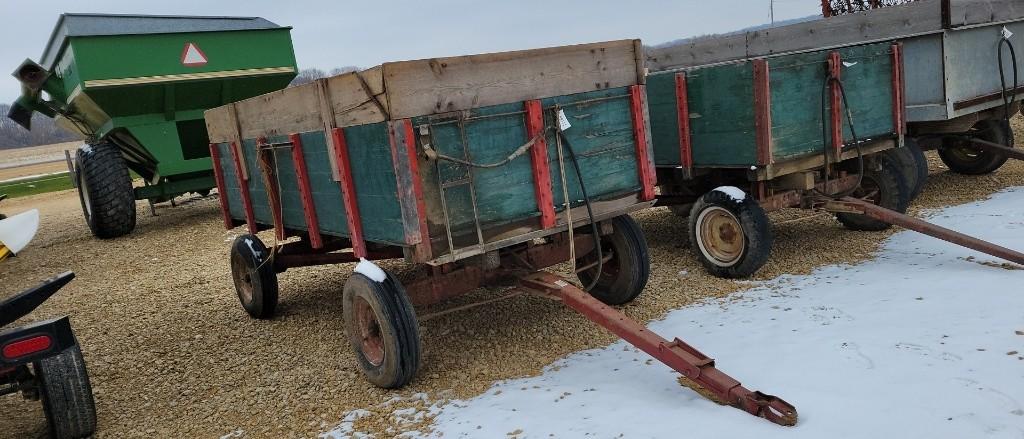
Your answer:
418,188 -> 1024,438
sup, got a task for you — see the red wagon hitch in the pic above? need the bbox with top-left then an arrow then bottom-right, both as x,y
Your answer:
518,272 -> 799,427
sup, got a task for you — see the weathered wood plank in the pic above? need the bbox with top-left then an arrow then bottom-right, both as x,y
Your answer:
947,0 -> 1024,27
234,82 -> 322,140
326,66 -> 389,128
647,0 -> 948,72
382,40 -> 642,119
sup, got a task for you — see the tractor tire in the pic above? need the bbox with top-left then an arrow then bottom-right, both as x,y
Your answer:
75,142 -> 136,239
576,215 -> 651,306
938,119 -> 1013,175
688,189 -> 773,279
35,344 -> 97,439
836,161 -> 909,231
230,234 -> 279,319
343,271 -> 421,389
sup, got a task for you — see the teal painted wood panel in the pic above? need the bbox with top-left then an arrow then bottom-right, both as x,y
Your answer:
417,87 -> 641,238
768,51 -> 829,161
836,43 -> 895,144
297,132 -> 350,236
687,63 -> 758,166
216,142 -> 243,220
262,135 -> 308,231
542,89 -> 640,208
241,139 -> 273,227
343,123 -> 406,245
646,73 -> 682,166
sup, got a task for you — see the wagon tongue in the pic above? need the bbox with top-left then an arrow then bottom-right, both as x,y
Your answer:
518,272 -> 798,426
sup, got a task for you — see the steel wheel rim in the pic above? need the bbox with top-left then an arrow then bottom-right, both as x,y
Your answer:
696,206 -> 745,267
354,296 -> 385,367
231,254 -> 254,304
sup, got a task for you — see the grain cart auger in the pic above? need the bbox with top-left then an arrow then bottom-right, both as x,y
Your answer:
518,272 -> 798,426
8,14 -> 297,239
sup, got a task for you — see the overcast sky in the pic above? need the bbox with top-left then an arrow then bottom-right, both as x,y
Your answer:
1,0 -> 819,104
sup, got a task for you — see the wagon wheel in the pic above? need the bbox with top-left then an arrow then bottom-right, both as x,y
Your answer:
342,271 -> 420,389
688,189 -> 773,279
576,215 -> 651,306
938,119 -> 1013,175
836,160 -> 909,231
880,147 -> 922,202
230,234 -> 279,319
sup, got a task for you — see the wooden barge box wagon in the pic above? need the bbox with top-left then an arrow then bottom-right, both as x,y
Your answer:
205,41 -> 798,424
648,42 -> 917,278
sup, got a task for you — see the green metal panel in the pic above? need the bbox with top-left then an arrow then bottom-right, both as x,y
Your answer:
14,15 -> 298,201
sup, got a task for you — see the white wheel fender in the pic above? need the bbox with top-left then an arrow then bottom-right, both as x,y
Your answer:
0,209 -> 40,255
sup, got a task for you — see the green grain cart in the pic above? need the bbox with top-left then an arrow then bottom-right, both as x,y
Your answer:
7,14 -> 297,238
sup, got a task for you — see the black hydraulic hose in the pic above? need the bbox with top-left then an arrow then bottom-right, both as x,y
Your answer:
999,36 -> 1018,146
816,74 -> 865,199
556,129 -> 604,292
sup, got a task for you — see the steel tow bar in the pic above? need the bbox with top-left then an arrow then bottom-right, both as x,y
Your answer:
832,197 -> 1024,265
518,272 -> 798,426
962,136 -> 1024,161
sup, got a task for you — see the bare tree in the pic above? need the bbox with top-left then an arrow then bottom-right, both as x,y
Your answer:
290,66 -> 362,87
0,103 -> 77,149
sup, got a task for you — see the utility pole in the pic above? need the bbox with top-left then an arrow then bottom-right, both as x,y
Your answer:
770,0 -> 775,26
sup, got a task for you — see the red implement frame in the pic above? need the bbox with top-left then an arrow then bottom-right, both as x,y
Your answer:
825,197 -> 1024,265
290,134 -> 323,250
208,143 -> 233,229
828,51 -> 844,159
753,59 -> 773,166
891,43 -> 906,137
629,85 -> 656,201
228,141 -> 257,233
525,100 -> 557,229
519,272 -> 798,426
331,128 -> 368,258
675,72 -> 694,176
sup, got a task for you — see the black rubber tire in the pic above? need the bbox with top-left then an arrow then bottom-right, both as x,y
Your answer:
906,138 -> 929,199
881,147 -> 921,202
836,161 -> 909,232
576,215 -> 651,306
230,234 -> 279,319
938,119 -> 1012,175
688,189 -> 773,279
75,142 -> 136,239
35,344 -> 97,439
342,271 -> 421,389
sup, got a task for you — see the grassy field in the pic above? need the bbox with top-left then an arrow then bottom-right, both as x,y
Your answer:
0,172 -> 74,198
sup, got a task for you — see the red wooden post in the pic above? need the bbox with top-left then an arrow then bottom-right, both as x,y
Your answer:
228,141 -> 257,233
389,119 -> 432,261
828,51 -> 844,159
208,143 -> 234,229
674,72 -> 694,174
753,59 -> 773,166
890,43 -> 906,137
524,100 -> 556,229
821,0 -> 833,17
331,128 -> 368,258
289,133 -> 323,250
628,85 -> 656,201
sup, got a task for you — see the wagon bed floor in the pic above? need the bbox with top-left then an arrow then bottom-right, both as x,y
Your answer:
0,117 -> 1021,438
